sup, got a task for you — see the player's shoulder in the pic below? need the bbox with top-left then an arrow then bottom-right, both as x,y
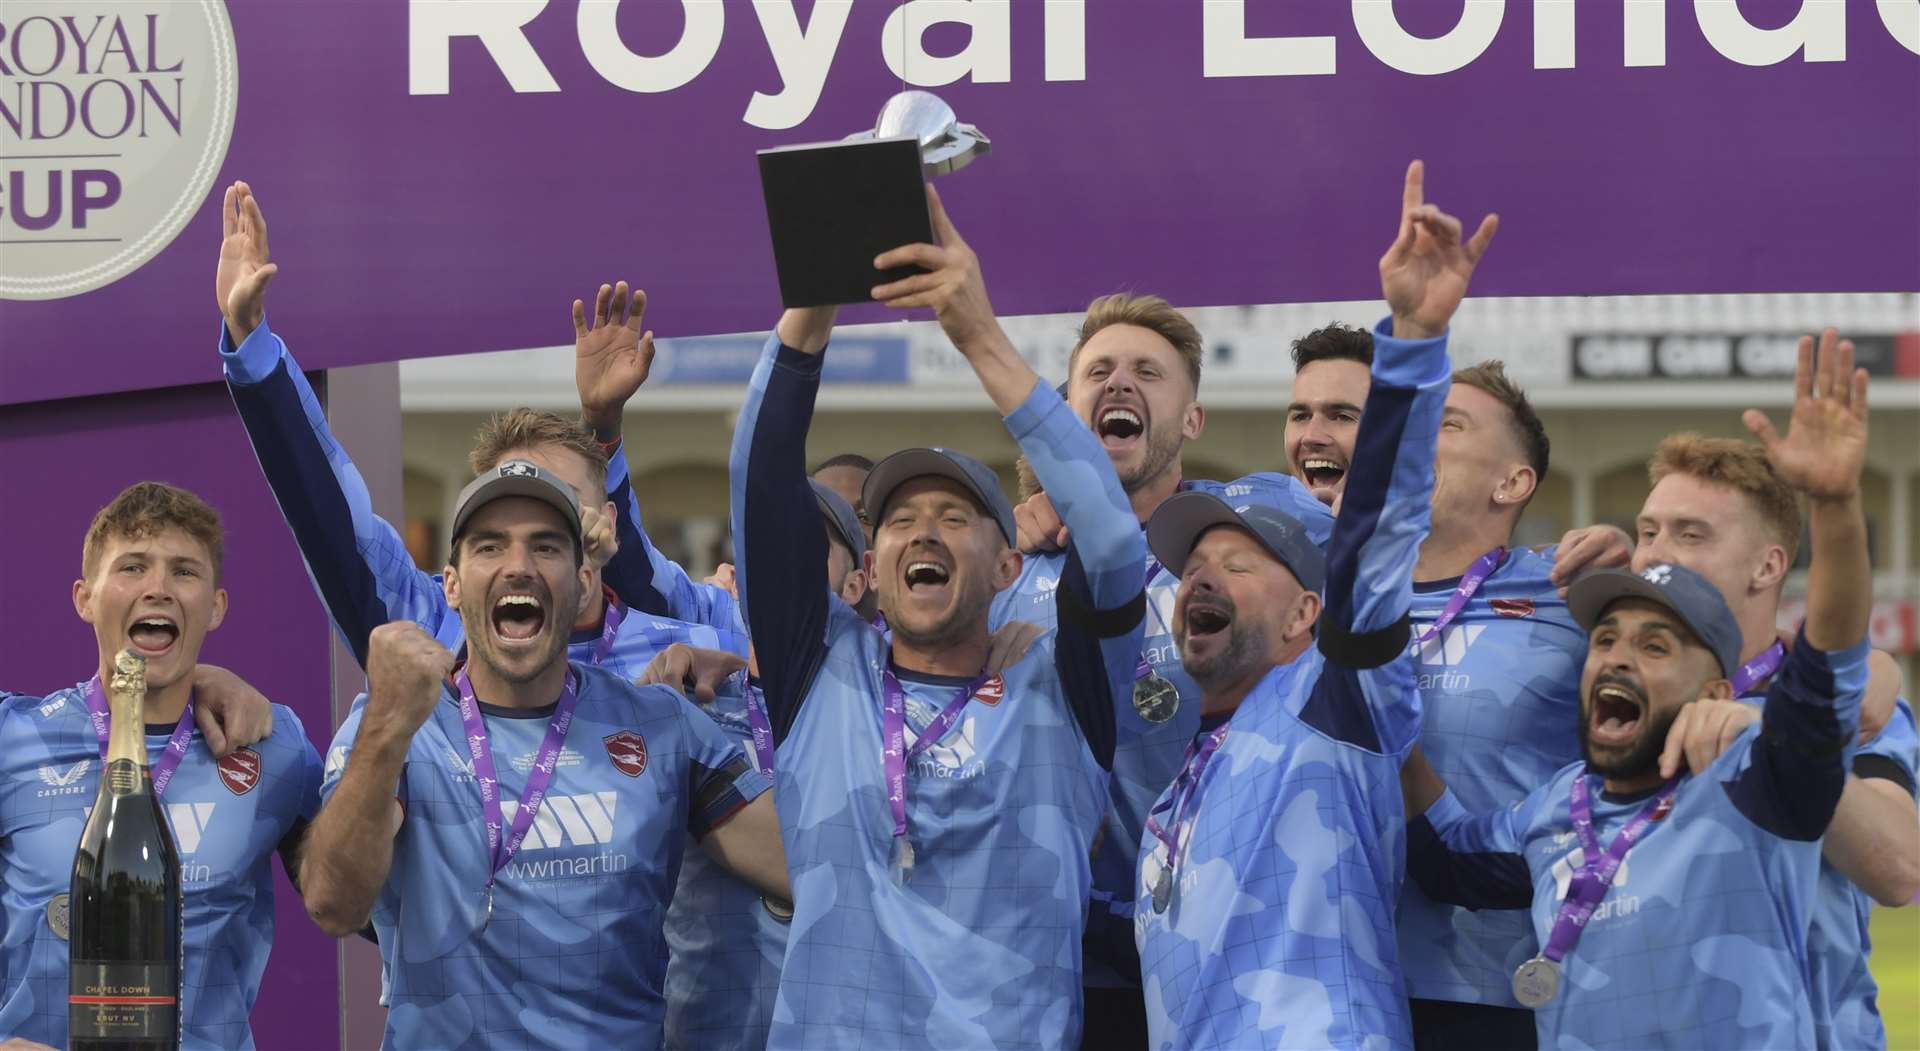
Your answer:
1006,547 -> 1068,596
822,600 -> 887,652
1504,760 -> 1582,841
1,683 -> 87,732
574,661 -> 698,720
246,703 -> 322,760
1205,473 -> 1335,538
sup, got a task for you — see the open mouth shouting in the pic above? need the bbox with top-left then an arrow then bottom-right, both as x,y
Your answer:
903,556 -> 952,597
1298,456 -> 1348,499
1096,401 -> 1147,453
1587,675 -> 1647,748
1177,593 -> 1235,660
489,591 -> 549,649
127,614 -> 181,658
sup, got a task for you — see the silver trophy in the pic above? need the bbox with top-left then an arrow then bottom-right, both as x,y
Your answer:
847,91 -> 991,177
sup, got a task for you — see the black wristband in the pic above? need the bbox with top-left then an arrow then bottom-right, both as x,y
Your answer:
1056,586 -> 1146,639
1854,753 -> 1917,798
1319,615 -> 1412,670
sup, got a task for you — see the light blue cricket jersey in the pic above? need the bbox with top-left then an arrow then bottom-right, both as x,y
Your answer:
1411,633 -> 1870,1050
661,674 -> 788,1051
990,475 -> 1333,986
0,688 -> 320,1050
733,334 -> 1145,1049
321,662 -> 768,1051
1397,547 -> 1586,1007
1132,318 -> 1448,1051
1738,683 -> 1917,1051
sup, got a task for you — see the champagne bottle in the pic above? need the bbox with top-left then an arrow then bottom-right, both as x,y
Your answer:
69,648 -> 183,1050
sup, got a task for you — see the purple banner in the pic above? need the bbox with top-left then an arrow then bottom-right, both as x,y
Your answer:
3,0 -> 1916,406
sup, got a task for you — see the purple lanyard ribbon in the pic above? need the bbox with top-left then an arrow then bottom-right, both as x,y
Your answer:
1414,548 -> 1506,645
83,676 -> 195,798
590,594 -> 623,667
1541,771 -> 1680,965
454,667 -> 582,883
1143,721 -> 1232,869
880,668 -> 988,847
742,681 -> 776,775
1730,639 -> 1786,695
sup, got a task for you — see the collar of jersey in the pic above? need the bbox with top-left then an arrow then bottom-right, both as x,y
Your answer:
1411,548 -> 1511,594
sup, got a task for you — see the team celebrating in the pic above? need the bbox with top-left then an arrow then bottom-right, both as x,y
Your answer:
1,159 -> 1912,1051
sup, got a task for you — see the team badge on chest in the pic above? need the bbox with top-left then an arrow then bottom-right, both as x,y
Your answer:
219,747 -> 262,795
603,731 -> 648,777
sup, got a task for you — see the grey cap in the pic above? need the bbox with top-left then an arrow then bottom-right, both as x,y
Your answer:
1567,563 -> 1743,677
862,447 -> 1015,546
450,459 -> 584,552
810,479 -> 867,563
1146,491 -> 1327,593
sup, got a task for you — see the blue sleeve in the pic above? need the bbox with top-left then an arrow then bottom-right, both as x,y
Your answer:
1005,382 -> 1145,770
732,334 -> 833,742
1725,631 -> 1870,840
222,316 -> 454,667
1406,788 -> 1537,910
275,706 -> 326,823
602,442 -> 737,626
664,685 -> 771,839
1854,698 -> 1917,796
1301,319 -> 1449,754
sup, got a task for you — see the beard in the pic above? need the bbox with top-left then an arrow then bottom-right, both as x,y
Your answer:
1179,603 -> 1270,694
459,582 -> 574,685
881,574 -> 993,653
1578,700 -> 1682,783
1115,419 -> 1185,494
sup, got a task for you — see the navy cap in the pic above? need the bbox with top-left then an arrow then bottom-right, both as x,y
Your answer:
450,459 -> 584,551
1567,563 -> 1742,677
810,479 -> 867,563
862,447 -> 1015,546
1146,491 -> 1327,593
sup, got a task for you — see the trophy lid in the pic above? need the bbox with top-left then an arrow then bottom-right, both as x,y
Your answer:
851,91 -> 991,177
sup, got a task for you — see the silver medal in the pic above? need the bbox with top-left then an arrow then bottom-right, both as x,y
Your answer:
1150,867 -> 1172,914
480,885 -> 494,933
1133,672 -> 1180,724
762,896 -> 795,922
46,893 -> 69,941
1512,956 -> 1560,1008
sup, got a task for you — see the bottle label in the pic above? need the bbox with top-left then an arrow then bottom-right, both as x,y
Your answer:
69,961 -> 177,1040
103,758 -> 143,796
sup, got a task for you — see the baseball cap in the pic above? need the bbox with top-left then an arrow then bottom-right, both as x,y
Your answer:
862,447 -> 1016,546
1566,563 -> 1742,677
450,459 -> 584,553
810,479 -> 867,563
1146,491 -> 1327,593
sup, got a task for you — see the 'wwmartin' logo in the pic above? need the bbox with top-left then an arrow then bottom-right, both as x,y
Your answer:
165,803 -> 217,854
1413,624 -> 1486,667
501,792 -> 619,849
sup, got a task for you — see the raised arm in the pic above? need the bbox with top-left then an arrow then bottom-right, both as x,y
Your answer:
731,307 -> 842,741
874,187 -> 1145,766
1307,162 -> 1497,755
302,623 -> 450,937
567,280 -> 736,625
1725,329 -> 1873,839
216,182 -> 452,665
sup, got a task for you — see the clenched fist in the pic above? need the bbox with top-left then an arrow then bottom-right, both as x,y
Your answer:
363,622 -> 455,745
